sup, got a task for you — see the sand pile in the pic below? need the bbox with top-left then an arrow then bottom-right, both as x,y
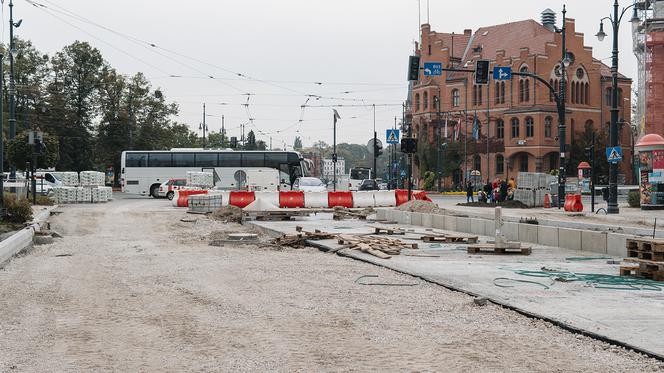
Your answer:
396,200 -> 444,214
209,205 -> 243,223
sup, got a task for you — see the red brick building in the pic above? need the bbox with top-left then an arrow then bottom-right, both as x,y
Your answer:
410,12 -> 633,187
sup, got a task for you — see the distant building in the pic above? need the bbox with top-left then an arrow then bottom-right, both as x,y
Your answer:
410,9 -> 633,186
322,158 -> 345,179
301,151 -> 322,177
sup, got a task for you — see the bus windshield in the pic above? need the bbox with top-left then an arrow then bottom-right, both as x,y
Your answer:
350,168 -> 370,180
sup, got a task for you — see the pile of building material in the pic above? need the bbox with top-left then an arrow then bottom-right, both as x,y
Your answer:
79,171 -> 105,186
52,172 -> 79,186
621,237 -> 664,281
514,172 -> 555,207
187,171 -> 214,188
188,194 -> 223,214
274,230 -> 337,248
333,206 -> 374,220
53,186 -> 112,204
336,234 -> 417,259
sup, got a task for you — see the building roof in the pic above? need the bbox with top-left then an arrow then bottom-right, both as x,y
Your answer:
462,20 -> 555,62
429,31 -> 471,59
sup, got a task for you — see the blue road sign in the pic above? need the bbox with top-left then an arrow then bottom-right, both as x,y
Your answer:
606,146 -> 623,163
423,62 -> 442,76
492,66 -> 512,80
386,129 -> 400,144
401,170 -> 407,177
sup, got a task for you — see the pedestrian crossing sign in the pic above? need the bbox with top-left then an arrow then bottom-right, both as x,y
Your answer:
606,146 -> 623,163
386,129 -> 400,144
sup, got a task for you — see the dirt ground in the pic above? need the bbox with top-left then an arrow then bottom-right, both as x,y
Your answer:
0,196 -> 662,372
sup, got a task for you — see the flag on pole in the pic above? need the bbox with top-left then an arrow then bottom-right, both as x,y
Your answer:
472,111 -> 480,140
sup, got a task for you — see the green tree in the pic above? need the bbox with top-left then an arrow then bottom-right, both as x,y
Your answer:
7,132 -> 60,169
245,130 -> 257,150
48,41 -> 105,171
293,136 -> 303,150
569,122 -> 608,183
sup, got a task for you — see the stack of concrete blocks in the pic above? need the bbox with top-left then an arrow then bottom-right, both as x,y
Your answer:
514,172 -> 555,207
53,186 -> 77,204
187,171 -> 214,188
75,187 -> 92,203
100,186 -> 113,201
53,172 -> 80,186
188,194 -> 223,213
79,171 -> 104,186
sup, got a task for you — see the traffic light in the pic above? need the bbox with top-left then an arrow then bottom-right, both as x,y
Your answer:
374,142 -> 383,157
332,153 -> 338,163
401,138 -> 417,154
475,60 -> 490,85
585,146 -> 594,161
408,55 -> 421,81
230,136 -> 238,148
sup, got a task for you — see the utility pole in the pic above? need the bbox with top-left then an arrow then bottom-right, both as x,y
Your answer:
486,83 -> 490,184
8,0 -> 21,180
435,89 -> 442,192
372,104 -> 377,181
200,103 -> 207,148
333,109 -> 340,192
0,53 -> 4,215
557,6 -> 568,209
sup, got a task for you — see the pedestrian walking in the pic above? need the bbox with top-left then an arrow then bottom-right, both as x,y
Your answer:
466,181 -> 474,203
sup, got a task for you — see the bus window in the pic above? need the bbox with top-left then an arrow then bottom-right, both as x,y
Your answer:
242,153 -> 265,167
149,153 -> 172,167
126,152 -> 148,167
172,153 -> 194,167
265,152 -> 287,170
287,152 -> 300,165
195,153 -> 217,167
218,153 -> 241,167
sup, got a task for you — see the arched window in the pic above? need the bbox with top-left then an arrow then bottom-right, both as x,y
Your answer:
451,89 -> 460,107
519,66 -> 530,103
423,91 -> 429,110
571,82 -> 576,104
525,117 -> 534,137
549,79 -> 554,102
520,153 -> 529,172
496,119 -> 505,139
584,82 -> 589,105
511,118 -> 520,138
496,154 -> 505,174
605,88 -> 612,105
525,80 -> 530,102
544,116 -> 553,138
415,93 -> 420,112
519,80 -> 524,102
474,155 -> 482,172
500,81 -> 505,104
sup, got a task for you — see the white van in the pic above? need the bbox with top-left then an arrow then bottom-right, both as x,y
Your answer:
31,172 -> 63,196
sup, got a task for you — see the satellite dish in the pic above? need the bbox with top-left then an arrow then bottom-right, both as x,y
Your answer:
367,138 -> 383,155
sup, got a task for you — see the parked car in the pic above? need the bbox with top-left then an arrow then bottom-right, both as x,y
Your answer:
358,179 -> 379,191
293,177 -> 327,192
158,178 -> 187,200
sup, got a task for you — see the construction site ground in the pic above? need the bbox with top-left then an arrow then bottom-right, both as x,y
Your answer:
252,211 -> 664,360
0,196 -> 662,371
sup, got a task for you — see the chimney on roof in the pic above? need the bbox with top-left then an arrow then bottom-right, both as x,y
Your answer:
464,29 -> 472,36
541,8 -> 556,31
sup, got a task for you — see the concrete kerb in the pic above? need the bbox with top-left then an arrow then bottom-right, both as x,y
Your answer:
0,206 -> 56,268
581,230 -> 608,254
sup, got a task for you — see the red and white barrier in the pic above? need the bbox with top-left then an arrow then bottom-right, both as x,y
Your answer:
173,189 -> 429,209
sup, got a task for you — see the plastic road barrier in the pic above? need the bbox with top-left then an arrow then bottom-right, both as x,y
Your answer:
303,192 -> 329,208
373,190 -> 397,207
175,189 -> 208,207
254,191 -> 280,208
229,191 -> 256,208
328,191 -> 354,208
352,191 -> 375,208
279,191 -> 305,208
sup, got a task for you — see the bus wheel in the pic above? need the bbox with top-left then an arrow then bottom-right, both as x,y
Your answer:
150,185 -> 160,198
166,191 -> 174,200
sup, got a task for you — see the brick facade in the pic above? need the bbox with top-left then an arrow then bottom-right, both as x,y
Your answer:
410,18 -> 633,187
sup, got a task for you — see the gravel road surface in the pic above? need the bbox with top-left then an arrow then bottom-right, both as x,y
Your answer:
0,196 -> 662,372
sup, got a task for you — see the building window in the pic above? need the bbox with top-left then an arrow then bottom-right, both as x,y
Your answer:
433,95 -> 438,110
451,89 -> 460,107
584,82 -> 589,105
519,66 -> 529,102
415,93 -> 420,112
525,80 -> 530,102
428,45 -> 432,55
525,117 -> 534,137
520,153 -> 529,172
519,80 -> 524,102
423,91 -> 428,110
496,154 -> 504,174
549,79 -> 554,102
496,119 -> 505,139
474,155 -> 482,172
500,81 -> 505,104
511,118 -> 520,138
544,116 -> 553,138
571,82 -> 576,104
605,88 -> 612,106
495,82 -> 500,105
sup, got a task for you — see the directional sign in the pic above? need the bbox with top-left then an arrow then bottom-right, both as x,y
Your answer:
493,66 -> 512,80
386,129 -> 400,144
401,170 -> 407,177
606,146 -> 623,163
423,62 -> 442,76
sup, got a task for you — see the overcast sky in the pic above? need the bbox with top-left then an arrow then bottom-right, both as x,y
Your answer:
12,0 -> 638,149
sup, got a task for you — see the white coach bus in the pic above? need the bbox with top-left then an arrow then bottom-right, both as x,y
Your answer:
120,149 -> 311,197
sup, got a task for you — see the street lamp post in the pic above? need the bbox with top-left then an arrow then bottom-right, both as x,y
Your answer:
595,0 -> 639,214
553,6 -> 570,210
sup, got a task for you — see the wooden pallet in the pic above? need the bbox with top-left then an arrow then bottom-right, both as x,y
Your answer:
371,226 -> 406,235
620,264 -> 664,281
249,210 -> 311,221
627,249 -> 664,262
626,238 -> 664,253
421,234 -> 479,244
467,244 -> 532,256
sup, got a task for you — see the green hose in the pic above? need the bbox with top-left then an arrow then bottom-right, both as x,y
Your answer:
564,256 -> 613,261
496,269 -> 663,291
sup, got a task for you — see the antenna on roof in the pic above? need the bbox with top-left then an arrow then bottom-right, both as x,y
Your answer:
427,0 -> 430,24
